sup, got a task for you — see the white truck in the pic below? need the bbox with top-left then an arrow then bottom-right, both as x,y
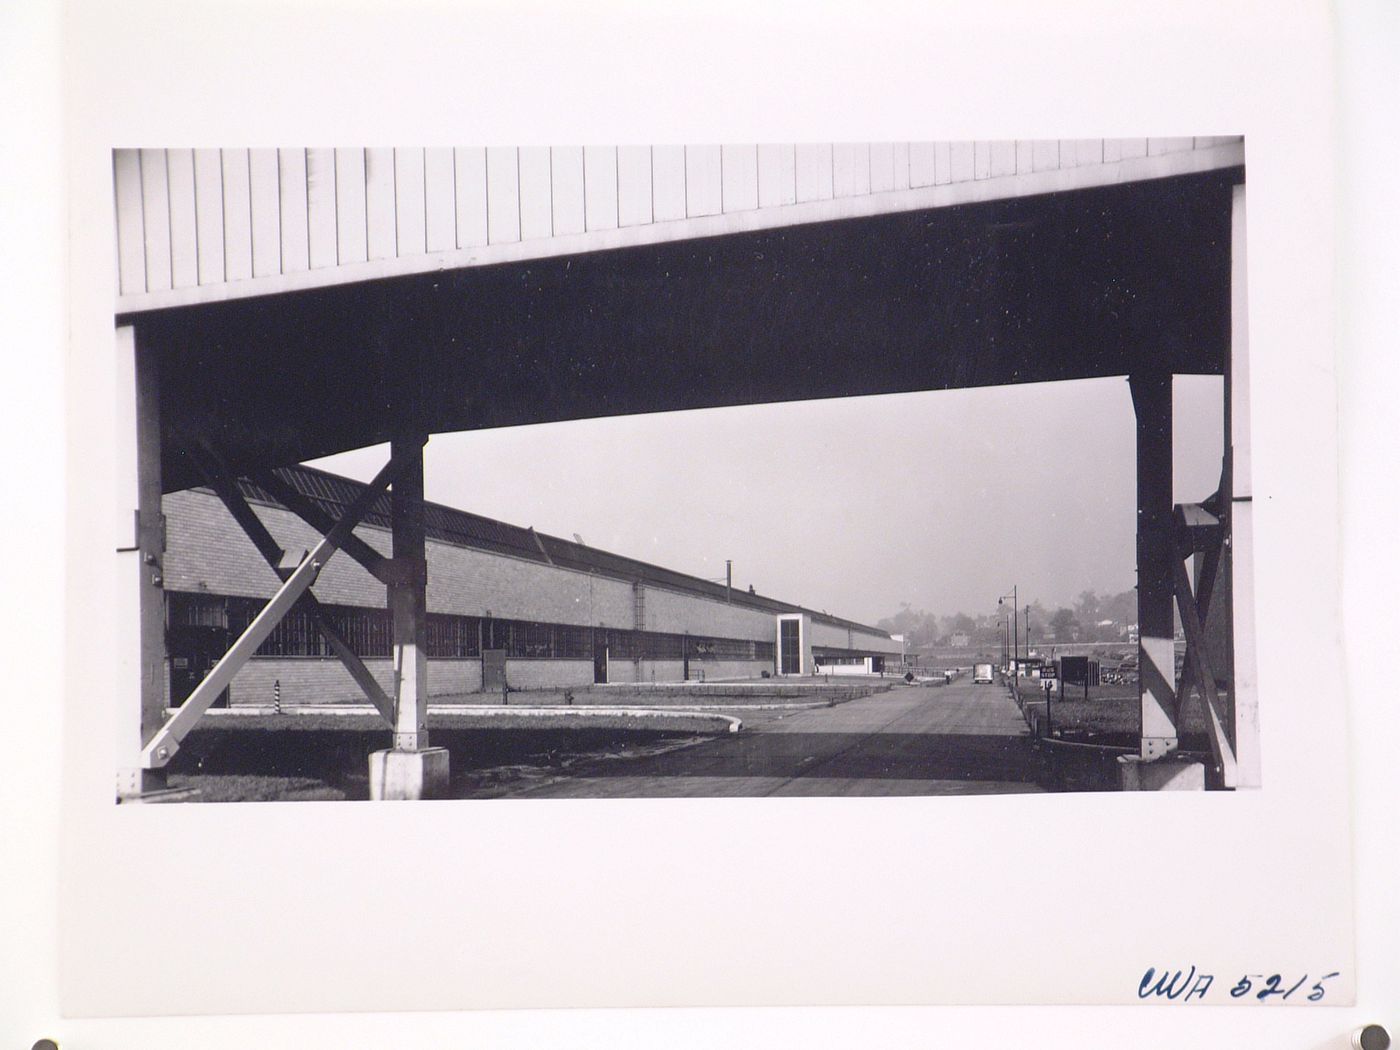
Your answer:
973,662 -> 994,684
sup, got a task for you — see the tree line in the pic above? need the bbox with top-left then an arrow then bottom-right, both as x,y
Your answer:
877,589 -> 1138,650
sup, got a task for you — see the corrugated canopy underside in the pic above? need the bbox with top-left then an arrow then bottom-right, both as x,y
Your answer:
129,170 -> 1237,494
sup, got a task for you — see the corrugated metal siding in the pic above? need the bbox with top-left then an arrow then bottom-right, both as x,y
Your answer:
113,138 -> 1244,303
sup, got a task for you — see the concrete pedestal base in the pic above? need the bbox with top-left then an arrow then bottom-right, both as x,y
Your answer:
115,767 -> 166,802
1117,753 -> 1206,791
369,747 -> 450,800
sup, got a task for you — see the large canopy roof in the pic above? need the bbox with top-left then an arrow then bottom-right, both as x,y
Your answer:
125,168 -> 1239,494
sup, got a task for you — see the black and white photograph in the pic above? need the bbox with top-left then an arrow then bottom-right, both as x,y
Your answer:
14,0 -> 1385,1031
111,137 -> 1257,802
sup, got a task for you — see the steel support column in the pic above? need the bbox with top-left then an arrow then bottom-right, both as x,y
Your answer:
1130,367 -> 1179,758
115,325 -> 168,797
389,435 -> 429,752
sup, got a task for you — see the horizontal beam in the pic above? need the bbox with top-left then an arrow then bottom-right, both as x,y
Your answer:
117,141 -> 1245,315
148,167 -> 1237,494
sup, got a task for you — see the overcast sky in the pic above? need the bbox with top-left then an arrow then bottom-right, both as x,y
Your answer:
310,374 -> 1224,627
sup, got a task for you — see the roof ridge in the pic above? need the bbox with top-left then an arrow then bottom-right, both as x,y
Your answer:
260,463 -> 891,638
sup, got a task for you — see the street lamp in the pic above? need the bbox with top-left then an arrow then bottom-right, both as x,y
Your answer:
998,586 -> 1018,676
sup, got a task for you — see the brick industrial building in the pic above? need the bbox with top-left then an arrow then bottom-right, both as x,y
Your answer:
162,464 -> 903,708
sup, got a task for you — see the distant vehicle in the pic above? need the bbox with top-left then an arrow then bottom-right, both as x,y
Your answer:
973,663 -> 994,684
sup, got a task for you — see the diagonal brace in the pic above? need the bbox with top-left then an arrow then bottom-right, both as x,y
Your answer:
194,449 -> 395,725
253,469 -> 400,586
297,601 -> 395,723
1173,555 -> 1239,786
141,455 -> 403,768
1171,502 -> 1223,720
1174,539 -> 1222,725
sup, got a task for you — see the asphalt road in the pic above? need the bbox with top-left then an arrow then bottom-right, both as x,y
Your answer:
492,677 -> 1048,798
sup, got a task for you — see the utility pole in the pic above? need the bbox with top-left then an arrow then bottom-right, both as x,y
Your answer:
725,559 -> 732,604
1013,585 -> 1018,675
999,585 -> 1018,678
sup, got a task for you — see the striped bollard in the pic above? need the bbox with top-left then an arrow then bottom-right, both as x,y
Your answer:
273,678 -> 281,715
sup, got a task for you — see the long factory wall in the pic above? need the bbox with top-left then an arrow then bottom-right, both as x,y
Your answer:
160,488 -> 896,705
165,490 -> 796,640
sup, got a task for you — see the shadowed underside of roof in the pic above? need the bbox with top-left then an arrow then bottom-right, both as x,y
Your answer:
235,463 -> 892,638
133,168 -> 1239,495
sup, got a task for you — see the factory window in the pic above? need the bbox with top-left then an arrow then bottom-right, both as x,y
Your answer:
700,638 -> 778,660
257,605 -> 324,657
554,623 -> 594,659
427,614 -> 482,658
608,630 -> 682,661
646,632 -> 684,660
603,629 -> 639,660
226,599 -> 394,659
690,635 -> 766,661
515,621 -> 555,657
483,618 -> 511,651
222,596 -> 283,656
173,593 -> 774,667
167,591 -> 228,629
324,605 -> 393,658
598,628 -> 631,659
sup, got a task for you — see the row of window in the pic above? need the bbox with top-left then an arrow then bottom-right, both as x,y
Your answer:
167,592 -> 776,663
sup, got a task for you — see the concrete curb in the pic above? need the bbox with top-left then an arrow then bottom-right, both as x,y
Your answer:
192,705 -> 744,733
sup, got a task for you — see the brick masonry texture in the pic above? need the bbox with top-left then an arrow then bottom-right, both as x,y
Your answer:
499,660 -> 594,691
161,488 -> 898,704
164,491 -> 800,641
